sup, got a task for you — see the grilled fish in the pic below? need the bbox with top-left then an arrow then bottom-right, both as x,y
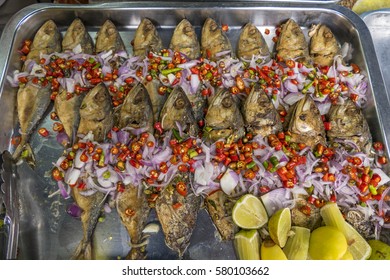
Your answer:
169,19 -> 201,60
242,84 -> 282,139
276,19 -> 309,63
133,18 -> 163,58
144,79 -> 167,124
156,87 -> 201,256
71,83 -> 113,260
24,20 -> 62,70
287,94 -> 326,149
205,189 -> 238,240
204,88 -> 245,143
159,86 -> 199,137
155,173 -> 201,257
170,19 -> 206,123
62,18 -> 94,54
12,82 -> 52,161
237,23 -> 270,62
201,17 -> 233,60
291,197 -> 321,231
54,88 -> 84,145
309,24 -> 340,66
116,83 -> 154,259
95,20 -> 126,54
326,99 -> 372,154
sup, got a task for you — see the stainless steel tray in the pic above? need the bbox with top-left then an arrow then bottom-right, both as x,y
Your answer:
362,9 -> 390,108
0,1 -> 389,259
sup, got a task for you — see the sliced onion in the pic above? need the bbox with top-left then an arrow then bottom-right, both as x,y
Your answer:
66,203 -> 82,218
220,168 -> 238,195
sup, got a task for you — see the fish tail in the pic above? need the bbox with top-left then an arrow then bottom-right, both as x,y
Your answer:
126,246 -> 147,260
71,241 -> 92,260
12,142 -> 36,168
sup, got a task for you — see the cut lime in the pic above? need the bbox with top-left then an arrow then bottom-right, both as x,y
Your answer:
309,226 -> 348,260
352,0 -> 390,14
268,207 -> 291,247
261,239 -> 287,260
234,229 -> 261,260
232,194 -> 268,229
320,202 -> 372,260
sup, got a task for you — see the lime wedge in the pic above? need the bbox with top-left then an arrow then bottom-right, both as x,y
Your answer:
234,229 -> 261,260
320,202 -> 372,260
268,208 -> 291,247
352,0 -> 390,14
232,194 -> 268,229
261,239 -> 287,260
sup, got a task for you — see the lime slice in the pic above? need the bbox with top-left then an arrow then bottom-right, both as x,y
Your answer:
268,208 -> 291,247
232,194 -> 268,229
352,0 -> 390,14
234,229 -> 261,260
340,250 -> 353,260
368,239 -> 390,260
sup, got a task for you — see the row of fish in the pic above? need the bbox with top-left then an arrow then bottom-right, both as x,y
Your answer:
11,17 -> 370,259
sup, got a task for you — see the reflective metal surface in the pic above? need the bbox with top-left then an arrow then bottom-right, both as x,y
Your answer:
0,1 -> 389,259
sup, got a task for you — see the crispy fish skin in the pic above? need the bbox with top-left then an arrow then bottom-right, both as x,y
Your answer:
133,18 -> 163,58
237,23 -> 270,62
204,88 -> 245,143
12,82 -> 52,160
54,88 -> 84,145
169,19 -> 201,60
77,83 -> 114,142
287,95 -> 326,149
201,17 -> 233,60
309,24 -> 340,66
205,190 -> 238,240
62,18 -> 94,54
72,83 -> 113,260
95,20 -> 126,54
116,185 -> 151,260
117,82 -> 154,132
71,189 -> 106,260
326,99 -> 372,154
24,20 -> 62,69
155,174 -> 201,257
143,79 -> 167,124
116,83 -> 154,259
242,84 -> 282,138
159,86 -> 199,137
276,19 -> 309,63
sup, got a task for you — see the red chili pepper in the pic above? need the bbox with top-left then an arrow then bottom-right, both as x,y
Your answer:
373,142 -> 384,151
176,181 -> 188,196
52,167 -> 63,181
173,202 -> 182,210
38,127 -> 49,137
154,122 -> 163,134
378,156 -> 388,165
80,152 -> 89,162
323,122 -> 332,131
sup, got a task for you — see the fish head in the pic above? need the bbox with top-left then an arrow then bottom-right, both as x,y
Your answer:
205,88 -> 244,141
276,19 -> 309,62
309,24 -> 340,66
169,19 -> 200,59
237,23 -> 269,60
62,18 -> 93,54
80,83 -> 112,120
201,18 -> 232,59
243,84 -> 279,128
289,95 -> 324,135
33,20 -> 61,49
95,20 -> 125,53
327,99 -> 365,137
133,18 -> 163,57
160,87 -> 198,136
118,82 -> 154,132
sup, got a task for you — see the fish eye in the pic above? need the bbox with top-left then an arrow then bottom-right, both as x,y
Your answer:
174,98 -> 185,109
299,114 -> 306,121
133,90 -> 144,104
222,96 -> 233,108
107,27 -> 116,36
249,27 -> 256,35
94,91 -> 106,102
210,23 -> 218,32
183,26 -> 193,35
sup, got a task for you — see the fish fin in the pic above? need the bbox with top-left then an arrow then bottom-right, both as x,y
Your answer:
71,241 -> 92,260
